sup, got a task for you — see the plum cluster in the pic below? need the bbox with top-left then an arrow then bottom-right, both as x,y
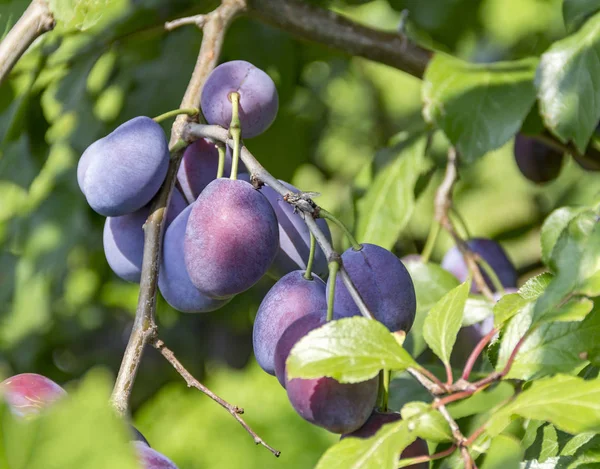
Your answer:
0,373 -> 175,468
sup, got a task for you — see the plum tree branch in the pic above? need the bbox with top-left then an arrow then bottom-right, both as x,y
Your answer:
0,0 -> 55,86
185,122 -> 375,321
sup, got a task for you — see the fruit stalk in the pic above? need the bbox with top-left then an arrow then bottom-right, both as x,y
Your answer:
303,233 -> 316,280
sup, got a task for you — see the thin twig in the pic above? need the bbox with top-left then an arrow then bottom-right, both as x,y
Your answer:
461,328 -> 498,381
434,148 -> 495,301
152,338 -> 281,457
165,14 -> 207,31
0,0 -> 55,85
398,444 -> 457,467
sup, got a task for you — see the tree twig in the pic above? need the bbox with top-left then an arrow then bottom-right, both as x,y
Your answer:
165,14 -> 207,31
151,338 -> 280,457
0,0 -> 55,85
434,148 -> 495,301
461,327 -> 498,381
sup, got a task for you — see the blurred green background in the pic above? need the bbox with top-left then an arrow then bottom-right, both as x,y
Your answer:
1,0 -> 599,467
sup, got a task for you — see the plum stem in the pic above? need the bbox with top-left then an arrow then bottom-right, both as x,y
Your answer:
326,260 -> 340,321
421,221 -> 440,263
450,207 -> 471,240
318,208 -> 361,250
153,107 -> 199,123
303,232 -> 316,280
216,142 -> 226,179
229,92 -> 242,180
475,255 -> 505,295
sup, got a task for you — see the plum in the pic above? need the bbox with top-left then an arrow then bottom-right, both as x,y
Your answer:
103,188 -> 186,283
328,244 -> 416,333
0,373 -> 66,417
341,411 -> 428,468
201,60 -> 278,138
134,442 -> 178,469
514,134 -> 563,183
441,238 -> 517,293
78,117 -> 169,216
184,178 -> 279,298
159,205 -> 231,312
260,181 -> 332,278
131,426 -> 151,446
253,270 -> 327,375
274,311 -> 378,433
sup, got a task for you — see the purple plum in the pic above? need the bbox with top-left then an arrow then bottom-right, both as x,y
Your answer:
0,373 -> 66,417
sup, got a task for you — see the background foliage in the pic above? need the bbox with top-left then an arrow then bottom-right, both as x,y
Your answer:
0,0 -> 599,467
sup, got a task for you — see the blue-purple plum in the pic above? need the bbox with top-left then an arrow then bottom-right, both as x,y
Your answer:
0,373 -> 66,417
103,189 -> 186,283
441,238 -> 517,293
134,442 -> 178,469
328,244 -> 416,333
201,60 -> 278,138
78,117 -> 169,216
131,426 -> 150,446
159,205 -> 230,313
253,270 -> 327,375
341,411 -> 428,468
514,134 -> 563,184
260,181 -> 332,278
273,311 -> 378,433
184,178 -> 278,298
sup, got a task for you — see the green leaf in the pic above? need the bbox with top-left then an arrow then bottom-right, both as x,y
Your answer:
422,280 -> 471,364
448,382 -> 514,420
539,425 -> 559,462
481,435 -> 523,469
356,134 -> 428,250
541,207 -> 586,267
286,317 -> 416,383
493,292 -> 528,328
561,432 -> 596,456
463,297 -> 494,327
315,419 -> 416,469
400,402 -> 453,443
488,374 -> 600,436
422,54 -> 538,161
48,0 -> 127,31
536,11 -> 600,153
537,297 -> 594,324
563,0 -> 600,32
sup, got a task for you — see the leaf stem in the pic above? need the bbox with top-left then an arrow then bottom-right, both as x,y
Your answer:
153,107 -> 199,123
382,369 -> 390,411
229,91 -> 242,180
304,233 -> 316,280
216,142 -> 226,179
318,208 -> 361,250
421,221 -> 440,263
326,260 -> 340,321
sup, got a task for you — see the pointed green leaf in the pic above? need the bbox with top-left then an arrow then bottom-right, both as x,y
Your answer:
488,375 -> 600,436
422,280 -> 471,364
356,134 -> 428,250
541,207 -> 586,267
287,317 -> 416,383
400,402 -> 453,443
537,297 -> 594,324
537,11 -> 600,152
423,54 -> 538,161
481,435 -> 523,469
49,0 -> 127,31
563,0 -> 600,33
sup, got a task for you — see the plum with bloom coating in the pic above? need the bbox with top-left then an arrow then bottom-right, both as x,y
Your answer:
135,441 -> 179,469
0,373 -> 66,417
514,134 -> 563,184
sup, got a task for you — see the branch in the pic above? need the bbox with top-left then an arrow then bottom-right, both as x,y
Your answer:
185,122 -> 376,321
151,338 -> 280,457
245,0 -> 431,79
434,148 -> 495,301
111,0 -> 245,417
0,0 -> 55,85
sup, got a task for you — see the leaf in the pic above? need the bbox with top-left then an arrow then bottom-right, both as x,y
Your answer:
563,0 -> 600,32
422,280 -> 471,364
494,272 -> 552,329
448,382 -> 514,420
422,54 -> 538,161
536,11 -> 600,153
537,297 -> 594,324
356,134 -> 428,250
48,0 -> 127,31
488,375 -> 600,436
400,402 -> 453,443
481,435 -> 523,469
541,207 -> 586,267
560,432 -> 596,456
463,297 -> 494,327
286,317 -> 416,383
315,419 -> 416,469
539,425 -> 559,462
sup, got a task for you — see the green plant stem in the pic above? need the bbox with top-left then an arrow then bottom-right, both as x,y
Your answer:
229,92 -> 241,180
216,142 -> 226,179
382,369 -> 390,411
318,208 -> 361,250
326,261 -> 340,321
476,256 -> 505,295
421,221 -> 440,263
153,107 -> 199,123
304,233 -> 316,280
450,208 -> 471,240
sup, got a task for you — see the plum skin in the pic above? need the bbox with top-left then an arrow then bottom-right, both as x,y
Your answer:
260,181 -> 332,279
441,238 -> 517,293
103,189 -> 186,283
134,441 -> 178,469
201,60 -> 278,138
0,373 -> 66,417
328,244 -> 417,333
184,178 -> 279,298
514,134 -> 563,184
274,311 -> 378,434
253,270 -> 327,375
78,116 -> 169,217
159,204 -> 231,313
341,411 -> 428,468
